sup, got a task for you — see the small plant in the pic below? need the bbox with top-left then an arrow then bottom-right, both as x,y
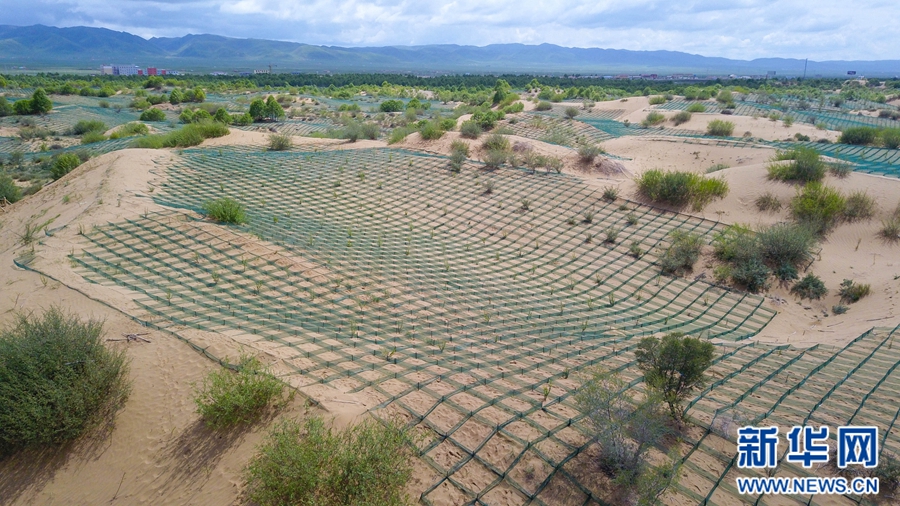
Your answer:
603,226 -> 619,244
601,186 -> 619,202
767,147 -> 826,182
832,304 -> 849,315
828,162 -> 853,178
268,133 -> 292,151
520,197 -> 531,211
791,182 -> 846,234
625,212 -> 639,225
838,279 -> 870,303
881,215 -> 900,242
244,416 -> 413,506
642,111 -> 666,127
578,143 -> 604,162
193,354 -> 285,429
564,106 -> 579,119
635,332 -> 715,420
629,240 -> 643,258
671,111 -> 692,125
203,197 -> 247,224
706,119 -> 734,136
842,191 -> 877,221
754,192 -> 782,212
686,103 -> 706,113
791,273 -> 827,300
582,208 -> 595,223
481,179 -> 495,194
659,230 -> 703,275
705,163 -> 729,173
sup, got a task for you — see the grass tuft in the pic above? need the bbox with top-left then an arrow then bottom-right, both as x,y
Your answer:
193,354 -> 286,429
203,197 -> 247,224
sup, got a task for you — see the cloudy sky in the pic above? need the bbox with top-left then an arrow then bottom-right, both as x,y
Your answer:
1,0 -> 897,61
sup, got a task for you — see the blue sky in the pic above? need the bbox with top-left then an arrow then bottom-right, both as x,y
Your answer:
1,0 -> 897,60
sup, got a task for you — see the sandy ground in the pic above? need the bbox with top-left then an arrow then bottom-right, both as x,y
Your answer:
2,119 -> 900,504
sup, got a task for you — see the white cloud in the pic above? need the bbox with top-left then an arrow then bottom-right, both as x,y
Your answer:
1,0 -> 897,60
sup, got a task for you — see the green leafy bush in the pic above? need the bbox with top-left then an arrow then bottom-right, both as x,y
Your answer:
767,147 -> 826,182
81,130 -> 106,144
791,274 -> 827,300
756,222 -> 817,269
379,99 -> 404,113
139,107 -> 166,121
791,182 -> 846,234
203,197 -> 247,224
659,230 -> 703,275
70,119 -> 107,135
0,307 -> 129,454
109,122 -> 149,139
244,416 -> 413,506
131,121 -> 229,149
706,119 -> 734,136
564,106 -> 579,119
686,103 -> 706,113
0,174 -> 22,204
671,111 -> 691,125
51,153 -> 82,180
459,120 -> 482,139
193,355 -> 285,429
635,332 -> 715,420
481,133 -> 510,152
418,121 -> 444,140
535,101 -> 553,111
881,128 -> 900,149
839,126 -> 878,145
387,125 -> 415,144
648,95 -> 667,105
642,111 -> 665,127
635,169 -> 728,210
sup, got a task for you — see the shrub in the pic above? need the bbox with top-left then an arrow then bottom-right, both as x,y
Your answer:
828,161 -> 853,178
791,274 -> 827,300
482,149 -> 507,169
671,111 -> 691,125
193,355 -> 285,429
767,147 -> 826,182
131,121 -> 228,149
659,230 -> 703,275
535,101 -> 553,111
648,95 -> 667,105
564,106 -> 579,119
109,122 -> 150,139
449,140 -> 469,172
0,174 -> 22,204
842,191 -> 877,221
686,103 -> 706,113
578,143 -> 604,162
418,121 -> 444,140
782,115 -> 794,127
70,119 -> 107,135
642,111 -> 665,127
51,153 -> 82,180
881,216 -> 900,242
574,369 -> 670,481
756,222 -> 817,268
139,107 -> 166,121
244,416 -> 413,506
601,186 -> 619,202
636,169 -> 728,210
716,90 -> 734,104
755,192 -> 782,212
603,227 -> 619,244
881,128 -> 900,149
459,120 -> 482,139
81,131 -> 106,144
203,197 -> 247,224
838,279 -> 870,303
635,332 -> 715,420
706,119 -> 734,136
481,133 -> 510,152
379,99 -> 404,113
839,126 -> 878,145
268,133 -> 292,151
730,255 -> 771,292
0,307 -> 129,454
832,304 -> 849,314
791,182 -> 846,234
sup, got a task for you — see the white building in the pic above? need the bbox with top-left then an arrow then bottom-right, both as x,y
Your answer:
113,65 -> 140,76
100,65 -> 113,75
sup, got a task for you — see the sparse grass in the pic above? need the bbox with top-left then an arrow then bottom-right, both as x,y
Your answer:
828,162 -> 853,178
706,119 -> 734,136
881,214 -> 900,242
601,186 -> 619,202
0,307 -> 130,455
193,354 -> 286,429
629,241 -> 643,258
671,111 -> 692,125
203,197 -> 247,224
131,120 -> 229,149
767,147 -> 826,183
842,191 -> 877,222
659,230 -> 703,275
244,416 -> 414,506
268,133 -> 293,151
642,112 -> 666,127
577,143 -> 604,162
603,226 -> 619,244
482,149 -> 507,169
81,130 -> 106,144
459,120 -> 482,139
755,192 -> 782,212
705,163 -> 729,173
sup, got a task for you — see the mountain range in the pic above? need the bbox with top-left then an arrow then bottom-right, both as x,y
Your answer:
1,24 -> 898,76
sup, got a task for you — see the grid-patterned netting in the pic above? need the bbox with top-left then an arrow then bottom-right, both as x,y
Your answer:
232,118 -> 339,137
770,141 -> 900,178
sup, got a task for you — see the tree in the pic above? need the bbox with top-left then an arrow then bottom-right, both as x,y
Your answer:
169,88 -> 183,105
30,88 -> 52,115
0,96 -> 12,117
379,99 -> 403,113
213,107 -> 232,124
575,369 -> 671,483
249,98 -> 266,121
264,95 -> 284,121
635,333 -> 716,420
14,99 -> 32,115
191,87 -> 206,103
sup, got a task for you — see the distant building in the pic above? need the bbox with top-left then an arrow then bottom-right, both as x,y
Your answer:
253,69 -> 270,74
137,69 -> 144,76
160,69 -> 168,75
100,65 -> 113,75
113,65 -> 140,76
147,67 -> 158,76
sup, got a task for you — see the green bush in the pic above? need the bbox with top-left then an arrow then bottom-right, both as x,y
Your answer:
706,119 -> 734,136
418,121 -> 444,140
828,161 -> 853,178
686,103 -> 706,113
0,174 -> 22,204
459,120 -> 482,139
767,147 -> 826,182
481,133 -> 510,152
109,122 -> 149,139
535,101 -> 553,111
754,192 -> 782,212
482,149 -> 507,169
791,182 -> 846,233
203,197 -> 247,224
564,106 -> 579,119
839,126 -> 878,145
635,332 -> 715,420
379,99 -> 404,113
635,169 -> 728,210
881,128 -> 900,149
244,416 -> 413,506
471,110 -> 503,130
81,130 -> 106,144
51,153 -> 82,180
791,274 -> 827,300
131,120 -> 229,149
659,231 -> 703,275
671,111 -> 691,125
387,125 -> 415,144
193,355 -> 285,429
843,191 -> 877,221
578,143 -> 604,162
268,133 -> 292,151
642,111 -> 665,127
70,119 -> 107,135
0,307 -> 129,454
838,279 -> 870,303
139,107 -> 167,121
648,95 -> 667,105
730,256 -> 771,292
757,222 -> 817,268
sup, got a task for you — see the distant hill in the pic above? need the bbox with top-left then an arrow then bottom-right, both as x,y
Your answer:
1,24 -> 898,76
